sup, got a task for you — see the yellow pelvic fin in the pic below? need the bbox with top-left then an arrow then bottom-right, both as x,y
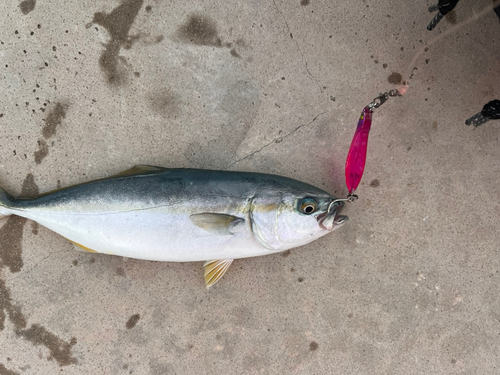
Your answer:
203,259 -> 234,289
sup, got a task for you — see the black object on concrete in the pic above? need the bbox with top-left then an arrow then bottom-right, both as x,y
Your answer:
427,0 -> 460,31
465,100 -> 500,127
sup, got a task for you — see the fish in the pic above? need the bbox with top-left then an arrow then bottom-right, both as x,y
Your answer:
0,165 -> 348,288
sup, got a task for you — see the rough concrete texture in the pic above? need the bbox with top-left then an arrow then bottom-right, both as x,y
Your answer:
0,0 -> 499,373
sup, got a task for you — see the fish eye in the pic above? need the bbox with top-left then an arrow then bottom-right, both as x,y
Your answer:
299,198 -> 317,215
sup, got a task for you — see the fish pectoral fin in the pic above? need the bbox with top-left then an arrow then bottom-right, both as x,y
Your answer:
189,213 -> 245,235
70,241 -> 99,253
203,259 -> 234,289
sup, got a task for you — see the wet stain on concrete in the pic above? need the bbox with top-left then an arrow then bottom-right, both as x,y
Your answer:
369,179 -> 380,188
0,363 -> 19,375
90,0 -> 144,85
149,359 -> 175,374
21,173 -> 40,197
116,267 -> 125,276
230,48 -> 241,58
177,14 -> 221,46
16,324 -> 77,366
387,72 -> 402,85
309,341 -> 319,351
72,260 -> 78,266
432,121 -> 438,130
146,89 -> 179,118
0,174 -> 39,273
300,0 -> 310,5
0,178 -> 76,369
19,0 -> 36,15
31,222 -> 39,235
185,80 -> 259,167
42,102 -> 67,139
281,250 -> 291,257
0,278 -> 27,332
176,14 -> 248,58
445,10 -> 457,24
126,314 -> 140,329
0,217 -> 27,273
33,139 -> 48,164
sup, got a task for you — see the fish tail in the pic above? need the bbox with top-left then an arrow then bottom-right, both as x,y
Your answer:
0,186 -> 14,218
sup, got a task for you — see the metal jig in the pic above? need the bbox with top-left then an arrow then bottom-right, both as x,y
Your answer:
340,88 -> 402,204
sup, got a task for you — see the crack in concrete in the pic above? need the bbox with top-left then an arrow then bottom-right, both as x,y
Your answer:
10,249 -> 67,281
224,112 -> 327,169
272,0 -> 323,93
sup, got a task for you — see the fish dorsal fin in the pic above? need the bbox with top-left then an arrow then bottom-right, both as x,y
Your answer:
110,165 -> 166,178
18,165 -> 167,199
203,259 -> 234,289
189,213 -> 245,235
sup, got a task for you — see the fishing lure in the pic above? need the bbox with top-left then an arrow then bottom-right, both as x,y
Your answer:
339,89 -> 401,204
345,106 -> 372,195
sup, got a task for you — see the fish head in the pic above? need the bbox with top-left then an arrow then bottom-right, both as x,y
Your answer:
250,190 -> 347,251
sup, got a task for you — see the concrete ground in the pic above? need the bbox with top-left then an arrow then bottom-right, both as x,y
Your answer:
1,0 -> 499,373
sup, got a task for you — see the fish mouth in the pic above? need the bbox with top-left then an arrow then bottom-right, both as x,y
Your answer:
317,200 -> 348,231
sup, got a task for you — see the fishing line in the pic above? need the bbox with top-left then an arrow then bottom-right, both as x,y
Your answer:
341,0 -> 500,203
403,0 -> 500,89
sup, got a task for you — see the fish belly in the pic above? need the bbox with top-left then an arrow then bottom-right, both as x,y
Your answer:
15,207 -> 270,261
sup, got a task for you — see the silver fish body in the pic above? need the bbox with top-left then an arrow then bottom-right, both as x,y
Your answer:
0,166 -> 347,286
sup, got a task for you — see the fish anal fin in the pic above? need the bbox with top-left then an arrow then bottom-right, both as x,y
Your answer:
203,259 -> 234,289
190,213 -> 244,235
71,240 -> 99,253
